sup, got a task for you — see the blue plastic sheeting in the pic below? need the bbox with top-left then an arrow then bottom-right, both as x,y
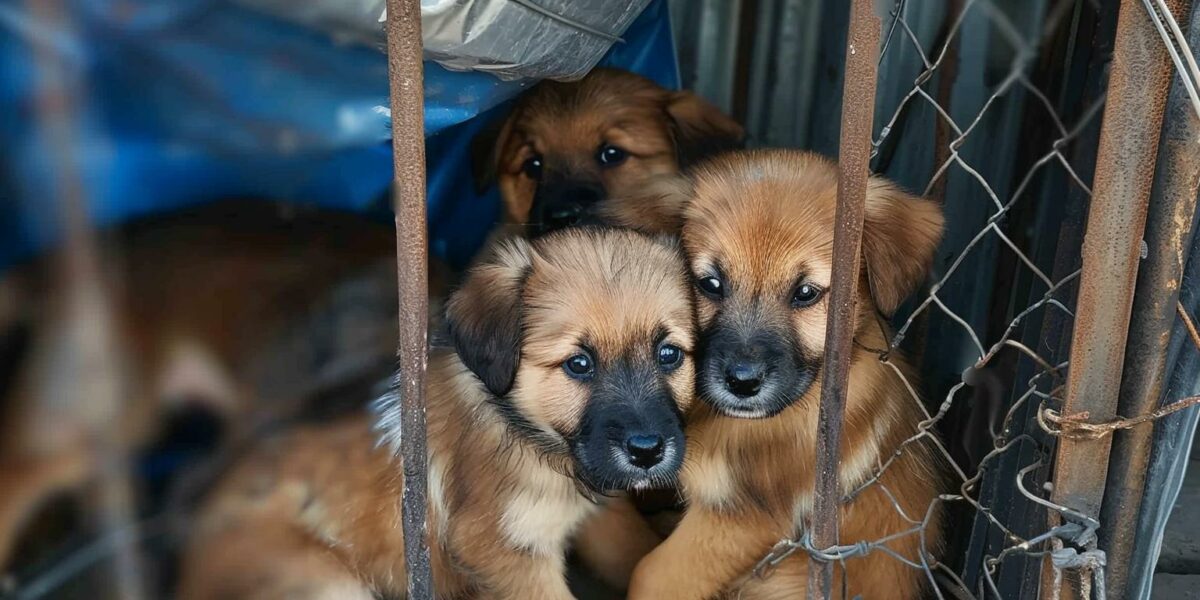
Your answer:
0,0 -> 678,270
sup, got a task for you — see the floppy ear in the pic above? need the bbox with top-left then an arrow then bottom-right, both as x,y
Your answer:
861,178 -> 944,316
444,237 -> 533,396
664,91 -> 745,168
470,110 -> 519,195
599,173 -> 694,236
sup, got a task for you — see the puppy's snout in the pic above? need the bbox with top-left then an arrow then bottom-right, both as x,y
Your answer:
724,361 -> 765,398
538,184 -> 604,231
624,434 -> 665,469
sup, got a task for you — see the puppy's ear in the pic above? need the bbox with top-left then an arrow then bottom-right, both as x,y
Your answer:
599,174 -> 694,236
664,91 -> 745,168
862,178 -> 944,316
470,110 -> 518,195
444,237 -> 533,396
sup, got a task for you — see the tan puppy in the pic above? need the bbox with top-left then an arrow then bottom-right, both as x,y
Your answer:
474,68 -> 744,237
178,227 -> 697,599
627,150 -> 946,599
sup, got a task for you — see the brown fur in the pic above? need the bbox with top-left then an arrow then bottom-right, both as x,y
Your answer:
178,228 -> 696,599
474,68 -> 743,236
0,202 -> 451,570
627,150 -> 946,599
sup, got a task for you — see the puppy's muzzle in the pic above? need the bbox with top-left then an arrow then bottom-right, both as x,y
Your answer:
532,183 -> 604,235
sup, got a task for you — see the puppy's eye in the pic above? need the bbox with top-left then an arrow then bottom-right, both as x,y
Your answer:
657,343 -> 683,372
597,144 -> 627,167
695,275 -> 725,300
563,353 -> 594,380
791,283 -> 823,308
523,155 -> 544,180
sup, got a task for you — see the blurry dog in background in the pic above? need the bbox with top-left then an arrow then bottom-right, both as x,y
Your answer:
627,150 -> 946,599
0,202 -> 447,572
178,228 -> 697,599
473,67 -> 744,238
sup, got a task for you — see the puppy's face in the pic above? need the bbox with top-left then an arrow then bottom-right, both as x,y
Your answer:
446,228 -> 695,491
474,68 -> 743,237
681,151 -> 943,418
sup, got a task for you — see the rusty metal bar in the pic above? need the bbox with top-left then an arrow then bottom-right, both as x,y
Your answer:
806,1 -> 881,598
1044,0 -> 1182,594
383,0 -> 432,597
25,0 -> 146,597
1101,2 -> 1199,597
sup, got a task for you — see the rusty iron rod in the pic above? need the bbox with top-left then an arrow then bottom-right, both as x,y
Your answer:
807,1 -> 881,598
1045,0 -> 1181,594
383,0 -> 432,597
25,0 -> 146,596
1101,2 -> 1199,596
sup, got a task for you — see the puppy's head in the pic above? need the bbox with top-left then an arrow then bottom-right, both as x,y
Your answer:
681,150 -> 943,418
473,68 -> 744,237
445,228 -> 695,491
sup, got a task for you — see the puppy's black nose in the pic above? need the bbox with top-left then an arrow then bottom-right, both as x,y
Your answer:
724,362 -> 764,398
625,434 -> 665,469
541,185 -> 604,230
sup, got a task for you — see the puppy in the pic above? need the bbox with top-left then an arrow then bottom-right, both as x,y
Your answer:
473,67 -> 744,237
178,227 -> 697,599
627,150 -> 946,599
0,202 -> 434,570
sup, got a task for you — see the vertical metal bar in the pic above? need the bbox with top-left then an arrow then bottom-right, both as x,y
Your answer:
806,1 -> 880,598
383,0 -> 432,597
25,0 -> 146,597
1045,0 -> 1182,594
1102,2 -> 1199,597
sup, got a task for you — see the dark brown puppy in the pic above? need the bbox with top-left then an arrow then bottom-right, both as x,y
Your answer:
474,67 -> 744,237
179,228 -> 697,599
627,150 -> 946,599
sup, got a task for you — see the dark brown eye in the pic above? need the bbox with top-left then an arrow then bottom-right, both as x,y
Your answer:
791,283 -> 822,308
523,155 -> 543,180
563,353 -> 594,380
696,275 -> 724,300
597,144 -> 627,167
657,343 -> 683,371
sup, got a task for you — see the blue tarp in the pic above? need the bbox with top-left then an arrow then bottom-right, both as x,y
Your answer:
0,0 -> 678,270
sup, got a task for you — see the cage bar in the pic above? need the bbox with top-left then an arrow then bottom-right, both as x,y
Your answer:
806,1 -> 881,598
1045,0 -> 1183,594
383,0 -> 433,597
1102,2 -> 1200,596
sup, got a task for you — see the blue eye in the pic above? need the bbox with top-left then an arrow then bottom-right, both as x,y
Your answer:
597,144 -> 627,167
563,353 -> 594,380
696,275 -> 724,299
523,155 -> 543,179
657,343 -> 683,371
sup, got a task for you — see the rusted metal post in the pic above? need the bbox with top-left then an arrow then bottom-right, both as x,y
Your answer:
383,0 -> 432,597
1101,2 -> 1199,597
1044,0 -> 1181,595
26,0 -> 146,597
807,1 -> 881,598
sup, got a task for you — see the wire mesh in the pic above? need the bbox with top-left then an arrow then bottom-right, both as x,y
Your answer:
734,1 -> 1197,598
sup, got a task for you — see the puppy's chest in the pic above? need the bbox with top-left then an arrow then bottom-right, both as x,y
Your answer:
498,470 -> 596,556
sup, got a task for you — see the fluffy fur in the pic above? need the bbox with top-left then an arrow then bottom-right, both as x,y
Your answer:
178,228 -> 697,599
627,150 -> 947,599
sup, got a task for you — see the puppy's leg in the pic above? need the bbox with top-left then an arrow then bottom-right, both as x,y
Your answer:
573,496 -> 662,590
466,551 -> 575,600
628,506 -> 783,600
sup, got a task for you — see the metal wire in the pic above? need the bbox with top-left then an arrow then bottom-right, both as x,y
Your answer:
742,1 -> 1195,597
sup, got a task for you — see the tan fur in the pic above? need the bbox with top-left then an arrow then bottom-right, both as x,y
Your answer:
477,68 -> 743,235
628,150 -> 946,600
179,228 -> 695,599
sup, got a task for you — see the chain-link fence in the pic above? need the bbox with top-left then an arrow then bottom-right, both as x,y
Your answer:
667,0 -> 1200,598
